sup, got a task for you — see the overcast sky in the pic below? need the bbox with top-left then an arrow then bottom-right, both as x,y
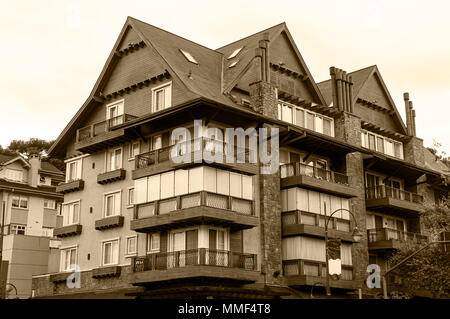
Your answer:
1,0 -> 449,154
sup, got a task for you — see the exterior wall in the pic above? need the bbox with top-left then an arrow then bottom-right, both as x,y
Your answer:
0,161 -> 29,183
2,235 -> 50,299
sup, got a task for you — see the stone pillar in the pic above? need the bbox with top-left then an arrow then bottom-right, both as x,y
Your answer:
404,137 -> 424,167
250,80 -> 283,286
334,112 -> 369,294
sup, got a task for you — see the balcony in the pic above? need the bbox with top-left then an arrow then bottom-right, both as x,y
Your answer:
365,185 -> 424,215
133,137 -> 258,179
367,228 -> 428,250
97,169 -> 126,185
56,179 -> 84,194
53,224 -> 82,238
91,265 -> 122,279
95,215 -> 124,230
129,248 -> 259,285
280,163 -> 358,198
282,259 -> 358,290
75,114 -> 138,153
131,191 -> 257,232
281,210 -> 356,242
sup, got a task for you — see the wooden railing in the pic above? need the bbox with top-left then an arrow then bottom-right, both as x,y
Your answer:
135,137 -> 250,170
76,114 -> 138,142
132,248 -> 257,272
282,259 -> 353,280
280,162 -> 349,185
134,191 -> 254,219
281,210 -> 351,232
365,185 -> 423,204
367,228 -> 428,244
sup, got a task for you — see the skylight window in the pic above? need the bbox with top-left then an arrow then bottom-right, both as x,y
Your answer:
228,47 -> 243,60
229,59 -> 239,68
180,49 -> 198,64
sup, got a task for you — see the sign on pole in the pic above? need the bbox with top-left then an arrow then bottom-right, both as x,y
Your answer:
327,238 -> 342,280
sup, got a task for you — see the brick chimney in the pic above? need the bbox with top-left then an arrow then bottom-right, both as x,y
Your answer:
402,93 -> 424,166
403,92 -> 417,137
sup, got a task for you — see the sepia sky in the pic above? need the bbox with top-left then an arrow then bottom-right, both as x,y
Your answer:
1,0 -> 449,154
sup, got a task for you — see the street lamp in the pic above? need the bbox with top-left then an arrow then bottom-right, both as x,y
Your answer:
325,208 -> 362,296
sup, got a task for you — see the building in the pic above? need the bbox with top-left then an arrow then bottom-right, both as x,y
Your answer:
31,17 -> 448,299
0,153 -> 64,298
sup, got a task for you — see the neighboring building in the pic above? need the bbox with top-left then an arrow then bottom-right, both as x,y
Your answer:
0,153 -> 64,298
31,17 -> 447,299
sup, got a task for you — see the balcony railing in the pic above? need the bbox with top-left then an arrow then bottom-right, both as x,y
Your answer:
76,114 -> 138,142
367,228 -> 428,245
135,137 -> 250,170
282,210 -> 351,232
365,185 -> 423,204
280,162 -> 349,185
135,191 -> 254,219
132,248 -> 257,272
282,259 -> 353,280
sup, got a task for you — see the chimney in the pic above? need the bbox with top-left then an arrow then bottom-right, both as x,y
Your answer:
411,106 -> 417,136
329,67 -> 354,112
27,147 -> 41,187
403,93 -> 412,135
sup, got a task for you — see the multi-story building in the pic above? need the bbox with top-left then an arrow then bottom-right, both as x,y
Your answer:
0,153 -> 64,298
31,17 -> 448,299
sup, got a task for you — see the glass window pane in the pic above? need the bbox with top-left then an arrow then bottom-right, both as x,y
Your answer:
376,137 -> 384,153
282,105 -> 292,123
306,113 -> 315,130
323,118 -> 331,136
368,134 -> 376,150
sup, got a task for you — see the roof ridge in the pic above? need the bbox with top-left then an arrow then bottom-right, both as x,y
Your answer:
317,65 -> 377,84
128,16 -> 223,56
215,22 -> 286,50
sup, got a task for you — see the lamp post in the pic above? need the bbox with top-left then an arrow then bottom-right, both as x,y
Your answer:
325,208 -> 363,297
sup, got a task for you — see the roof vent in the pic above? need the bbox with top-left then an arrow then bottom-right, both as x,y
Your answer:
229,59 -> 239,68
180,49 -> 198,64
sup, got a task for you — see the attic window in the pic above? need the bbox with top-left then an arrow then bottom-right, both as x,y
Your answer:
180,49 -> 198,64
229,59 -> 239,68
228,47 -> 243,59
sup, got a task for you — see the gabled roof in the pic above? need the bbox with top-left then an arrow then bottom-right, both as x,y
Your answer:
0,154 -> 15,164
40,161 -> 64,175
0,154 -> 30,168
216,23 -> 327,105
48,18 -> 327,157
318,65 -> 407,135
423,148 -> 450,176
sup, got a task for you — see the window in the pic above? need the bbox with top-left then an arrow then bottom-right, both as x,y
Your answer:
152,83 -> 172,112
128,188 -> 135,207
106,100 -> 124,127
376,137 -> 384,153
66,158 -> 82,182
361,130 -> 404,159
323,118 -> 332,136
147,233 -> 160,253
129,142 -> 140,160
12,195 -> 28,209
126,236 -> 137,256
394,142 -> 403,159
102,239 -> 119,266
5,169 -> 23,182
10,224 -> 26,235
61,247 -> 77,271
62,201 -> 80,226
107,148 -> 122,172
104,191 -> 121,217
44,199 -> 56,209
180,49 -> 198,64
228,59 -> 239,68
151,135 -> 162,150
306,112 -> 315,130
228,47 -> 243,59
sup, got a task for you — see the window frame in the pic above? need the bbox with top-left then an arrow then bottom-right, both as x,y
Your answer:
125,235 -> 137,256
101,238 -> 120,267
11,195 -> 28,210
127,187 -> 135,208
60,245 -> 78,272
44,199 -> 56,210
361,129 -> 404,159
61,200 -> 81,226
103,190 -> 122,218
65,157 -> 83,183
10,224 -> 26,235
128,141 -> 140,161
147,232 -> 161,254
5,168 -> 24,182
151,82 -> 172,113
106,147 -> 123,172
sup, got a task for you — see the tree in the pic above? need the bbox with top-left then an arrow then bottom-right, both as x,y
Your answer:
428,139 -> 450,169
387,199 -> 450,298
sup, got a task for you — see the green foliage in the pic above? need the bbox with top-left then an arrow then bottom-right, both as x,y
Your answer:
388,200 -> 450,298
7,138 -> 54,157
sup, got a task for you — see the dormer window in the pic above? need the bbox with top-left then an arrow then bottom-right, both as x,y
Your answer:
152,82 -> 172,112
228,47 -> 243,59
180,49 -> 198,64
106,100 -> 124,127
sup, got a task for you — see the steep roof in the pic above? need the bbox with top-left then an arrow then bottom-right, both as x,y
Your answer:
48,18 -> 327,157
317,65 -> 376,106
40,161 -> 63,175
423,148 -> 450,176
0,154 -> 15,164
318,65 -> 407,134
